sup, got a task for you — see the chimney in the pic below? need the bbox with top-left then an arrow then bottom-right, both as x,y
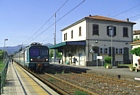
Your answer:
89,15 -> 92,17
126,18 -> 129,22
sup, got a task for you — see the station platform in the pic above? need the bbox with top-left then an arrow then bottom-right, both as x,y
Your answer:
50,62 -> 140,79
2,62 -> 25,95
2,62 -> 58,95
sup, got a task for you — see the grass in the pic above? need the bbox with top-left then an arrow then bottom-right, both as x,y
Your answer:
74,90 -> 88,95
48,78 -> 56,82
0,59 -> 4,72
118,63 -> 132,67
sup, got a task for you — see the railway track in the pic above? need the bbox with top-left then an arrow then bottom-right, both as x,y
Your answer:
16,62 -> 98,95
55,72 -> 140,95
38,73 -> 98,95
16,62 -> 140,95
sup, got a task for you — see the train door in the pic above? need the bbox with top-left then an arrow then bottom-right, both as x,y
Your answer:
24,50 -> 28,66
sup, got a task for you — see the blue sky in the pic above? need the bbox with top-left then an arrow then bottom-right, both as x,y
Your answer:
0,0 -> 140,47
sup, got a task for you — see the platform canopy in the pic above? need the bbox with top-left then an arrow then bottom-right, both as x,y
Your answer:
48,40 -> 86,49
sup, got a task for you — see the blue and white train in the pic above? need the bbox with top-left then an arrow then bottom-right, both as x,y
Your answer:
13,42 -> 49,72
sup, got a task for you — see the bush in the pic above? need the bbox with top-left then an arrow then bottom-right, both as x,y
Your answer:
104,56 -> 112,64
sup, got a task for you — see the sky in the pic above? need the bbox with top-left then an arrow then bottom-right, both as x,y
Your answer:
0,0 -> 140,47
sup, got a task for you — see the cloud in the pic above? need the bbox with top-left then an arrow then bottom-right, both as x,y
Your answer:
134,19 -> 140,30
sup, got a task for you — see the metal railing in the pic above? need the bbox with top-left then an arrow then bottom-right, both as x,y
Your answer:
0,58 -> 9,94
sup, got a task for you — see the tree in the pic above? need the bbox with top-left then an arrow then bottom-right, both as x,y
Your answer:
0,50 -> 4,59
49,49 -> 62,59
49,49 -> 54,59
130,47 -> 140,56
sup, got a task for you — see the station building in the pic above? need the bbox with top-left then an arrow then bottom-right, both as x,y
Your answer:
49,15 -> 136,66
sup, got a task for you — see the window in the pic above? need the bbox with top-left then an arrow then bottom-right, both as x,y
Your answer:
104,48 -> 108,54
92,24 -> 99,35
123,27 -> 128,37
71,30 -> 73,38
100,48 -> 102,54
107,26 -> 116,37
65,33 -> 67,40
40,49 -> 48,56
115,48 -> 118,54
64,33 -> 67,41
30,48 -> 39,56
64,34 -> 65,40
119,48 -> 123,54
79,27 -> 82,36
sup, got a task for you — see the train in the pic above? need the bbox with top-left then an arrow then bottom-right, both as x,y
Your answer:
13,42 -> 49,72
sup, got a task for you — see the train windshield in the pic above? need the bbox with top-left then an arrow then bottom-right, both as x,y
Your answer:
30,48 -> 39,56
40,49 -> 48,56
30,47 -> 48,57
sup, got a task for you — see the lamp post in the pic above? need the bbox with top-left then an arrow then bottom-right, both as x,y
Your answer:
3,39 -> 8,63
109,26 -> 113,66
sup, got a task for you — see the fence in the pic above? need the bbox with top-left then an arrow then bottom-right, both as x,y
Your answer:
0,58 -> 9,94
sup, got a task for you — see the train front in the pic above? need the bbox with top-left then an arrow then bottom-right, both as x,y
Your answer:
29,45 -> 49,72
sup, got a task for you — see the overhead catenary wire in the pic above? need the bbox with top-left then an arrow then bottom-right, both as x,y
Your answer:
40,3 -> 140,45
26,0 -> 86,44
23,1 -> 139,45
129,13 -> 140,19
22,0 -> 68,44
112,3 -> 140,18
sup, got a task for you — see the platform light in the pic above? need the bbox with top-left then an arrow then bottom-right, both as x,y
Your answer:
3,39 -> 8,64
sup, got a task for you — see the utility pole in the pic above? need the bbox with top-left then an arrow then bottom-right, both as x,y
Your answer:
54,13 -> 56,63
109,26 -> 113,67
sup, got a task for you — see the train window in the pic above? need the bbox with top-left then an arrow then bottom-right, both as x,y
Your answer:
30,48 -> 39,56
40,49 -> 48,56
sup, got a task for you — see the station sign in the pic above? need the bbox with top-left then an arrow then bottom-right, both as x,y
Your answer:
97,56 -> 102,59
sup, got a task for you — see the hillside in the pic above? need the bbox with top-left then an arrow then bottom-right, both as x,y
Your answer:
0,43 -> 53,55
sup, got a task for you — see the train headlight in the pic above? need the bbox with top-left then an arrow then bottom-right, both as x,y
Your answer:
46,59 -> 48,61
30,59 -> 33,61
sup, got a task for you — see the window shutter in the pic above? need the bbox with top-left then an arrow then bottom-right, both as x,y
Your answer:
107,26 -> 109,36
107,48 -> 109,54
114,27 -> 116,36
100,48 -> 102,54
115,48 -> 116,54
122,48 -> 124,54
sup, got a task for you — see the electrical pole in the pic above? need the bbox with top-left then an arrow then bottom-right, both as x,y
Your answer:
54,13 -> 56,63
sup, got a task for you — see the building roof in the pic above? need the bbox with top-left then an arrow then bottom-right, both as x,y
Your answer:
130,40 -> 140,45
86,15 -> 136,24
61,15 -> 136,31
133,30 -> 140,35
49,41 -> 86,49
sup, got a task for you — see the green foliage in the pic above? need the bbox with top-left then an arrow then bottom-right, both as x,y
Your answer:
0,59 -> 4,71
61,70 -> 65,74
104,56 -> 112,64
130,47 -> 140,56
48,78 -> 56,82
49,49 -> 53,58
133,38 -> 140,41
74,90 -> 88,95
49,49 -> 62,59
0,50 -> 4,59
